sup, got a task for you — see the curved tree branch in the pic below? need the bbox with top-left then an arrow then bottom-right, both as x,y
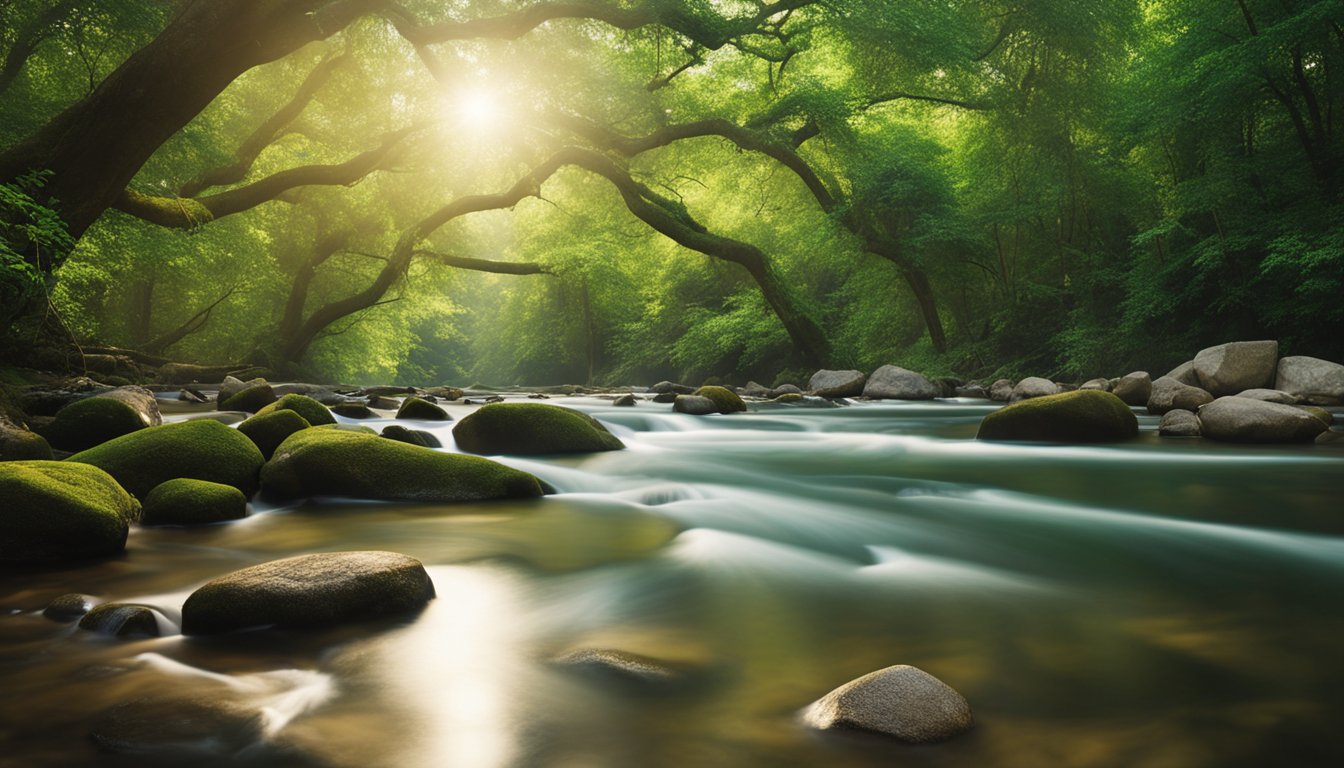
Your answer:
112,125 -> 419,228
414,250 -> 554,275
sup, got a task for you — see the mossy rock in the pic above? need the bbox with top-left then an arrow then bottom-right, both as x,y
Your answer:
977,390 -> 1138,443
141,478 -> 247,526
452,403 -> 625,455
381,424 -> 441,448
254,393 -> 335,426
395,396 -> 450,421
41,387 -> 161,452
237,409 -> 311,460
0,420 -> 52,461
261,426 -> 544,502
0,461 -> 139,563
219,382 -> 277,413
181,551 -> 436,634
331,402 -> 375,419
692,385 -> 747,414
67,419 -> 264,499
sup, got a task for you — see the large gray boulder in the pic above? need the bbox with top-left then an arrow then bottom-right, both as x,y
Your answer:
863,366 -> 939,400
803,665 -> 972,743
988,379 -> 1014,402
1111,372 -> 1152,406
1165,360 -> 1200,386
181,551 -> 436,634
1234,389 -> 1298,405
1193,341 -> 1278,396
1009,377 -> 1059,403
1158,409 -> 1201,437
1275,356 -> 1344,405
809,370 -> 866,398
673,395 -> 718,415
1198,397 -> 1328,443
1147,376 -> 1214,415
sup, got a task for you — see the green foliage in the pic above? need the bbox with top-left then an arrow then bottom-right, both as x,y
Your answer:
0,171 -> 72,332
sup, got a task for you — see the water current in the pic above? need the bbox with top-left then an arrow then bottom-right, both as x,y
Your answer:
2,397 -> 1342,767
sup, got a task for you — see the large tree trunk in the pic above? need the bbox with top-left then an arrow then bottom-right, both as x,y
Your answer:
0,0 -> 370,239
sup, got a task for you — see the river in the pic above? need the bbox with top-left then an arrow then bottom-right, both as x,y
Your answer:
2,397 -> 1342,767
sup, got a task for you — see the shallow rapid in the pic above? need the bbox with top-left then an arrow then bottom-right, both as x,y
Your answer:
2,398 -> 1342,767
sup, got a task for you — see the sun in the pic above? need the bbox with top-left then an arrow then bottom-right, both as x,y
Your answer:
456,89 -> 500,131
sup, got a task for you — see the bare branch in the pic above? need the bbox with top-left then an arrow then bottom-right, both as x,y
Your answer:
414,250 -> 554,275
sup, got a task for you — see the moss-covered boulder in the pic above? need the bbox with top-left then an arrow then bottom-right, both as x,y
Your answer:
261,426 -> 543,502
41,386 -> 162,452
452,403 -> 625,455
395,396 -> 450,421
0,461 -> 139,563
0,418 -> 52,461
237,409 -> 311,459
141,478 -> 247,526
254,393 -> 335,426
181,551 -> 436,634
67,419 -> 264,499
218,380 -> 276,413
977,390 -> 1138,443
692,385 -> 747,414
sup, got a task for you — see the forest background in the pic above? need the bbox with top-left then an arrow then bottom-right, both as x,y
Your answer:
1,0 -> 1340,387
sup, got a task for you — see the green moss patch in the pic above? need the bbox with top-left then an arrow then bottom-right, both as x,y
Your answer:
219,382 -> 277,413
42,395 -> 153,452
237,409 -> 311,460
67,419 -> 264,499
261,426 -> 543,502
0,461 -> 139,563
395,396 -> 450,421
692,385 -> 747,414
254,393 -> 335,426
452,403 -> 625,455
977,390 -> 1138,443
141,478 -> 247,526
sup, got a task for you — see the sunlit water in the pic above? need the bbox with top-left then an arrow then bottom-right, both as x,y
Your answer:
3,398 -> 1343,767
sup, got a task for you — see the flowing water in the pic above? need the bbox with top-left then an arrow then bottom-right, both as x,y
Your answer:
3,398 -> 1343,767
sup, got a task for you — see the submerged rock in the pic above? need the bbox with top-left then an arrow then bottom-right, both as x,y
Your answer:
254,393 -> 336,426
237,409 -> 311,460
1158,409 -> 1201,437
42,386 -> 162,452
553,649 -> 684,686
977,390 -> 1137,443
90,696 -> 264,754
79,603 -> 162,637
613,394 -> 637,407
395,396 -> 450,421
44,593 -> 95,622
692,386 -> 747,414
181,551 -> 435,634
863,366 -> 939,400
1194,340 -> 1278,396
0,461 -> 138,563
803,665 -> 972,743
262,426 -> 543,502
1275,356 -> 1344,404
141,478 -> 247,526
808,369 -> 866,398
67,419 -> 264,499
1198,397 -> 1328,444
452,403 -> 624,455
1147,376 -> 1214,415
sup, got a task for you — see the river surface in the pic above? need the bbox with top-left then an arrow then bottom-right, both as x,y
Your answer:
2,397 -> 1343,767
